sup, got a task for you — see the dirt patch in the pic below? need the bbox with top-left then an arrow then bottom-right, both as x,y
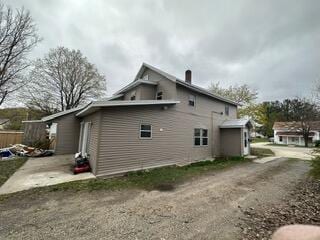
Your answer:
239,178 -> 320,240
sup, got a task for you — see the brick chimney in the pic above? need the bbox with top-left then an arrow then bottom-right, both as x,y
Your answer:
185,70 -> 192,84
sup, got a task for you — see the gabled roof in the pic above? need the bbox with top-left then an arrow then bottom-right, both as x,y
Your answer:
42,106 -> 86,122
0,119 -> 10,125
114,78 -> 157,95
220,119 -> 253,129
76,100 -> 180,117
273,121 -> 320,131
133,62 -> 238,106
134,62 -> 177,82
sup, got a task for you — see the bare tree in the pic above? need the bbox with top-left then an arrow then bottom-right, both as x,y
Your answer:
24,47 -> 106,113
0,4 -> 40,105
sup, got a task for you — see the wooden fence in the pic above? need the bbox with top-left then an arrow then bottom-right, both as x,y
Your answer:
0,131 -> 24,148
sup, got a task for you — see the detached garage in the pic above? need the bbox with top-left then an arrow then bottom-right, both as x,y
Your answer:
220,119 -> 253,157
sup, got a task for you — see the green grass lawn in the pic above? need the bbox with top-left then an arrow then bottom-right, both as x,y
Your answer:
267,143 -> 314,148
310,149 -> 320,179
0,157 -> 27,186
0,157 -> 250,202
252,138 -> 269,143
250,147 -> 274,158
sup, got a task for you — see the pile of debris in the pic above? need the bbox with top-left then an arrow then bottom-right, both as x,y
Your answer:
0,144 -> 54,160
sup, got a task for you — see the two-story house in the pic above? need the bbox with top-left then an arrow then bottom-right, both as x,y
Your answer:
40,63 -> 252,177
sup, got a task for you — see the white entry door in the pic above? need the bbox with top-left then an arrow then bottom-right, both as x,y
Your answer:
79,122 -> 91,156
243,128 -> 249,155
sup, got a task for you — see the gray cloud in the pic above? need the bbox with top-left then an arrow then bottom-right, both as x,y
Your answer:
3,0 -> 320,102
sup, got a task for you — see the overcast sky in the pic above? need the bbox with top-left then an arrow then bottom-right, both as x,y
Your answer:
4,0 -> 320,102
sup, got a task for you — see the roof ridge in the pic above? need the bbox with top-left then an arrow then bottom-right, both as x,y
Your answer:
138,63 -> 238,106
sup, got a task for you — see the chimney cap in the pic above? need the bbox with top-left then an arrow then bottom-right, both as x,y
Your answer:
185,70 -> 192,84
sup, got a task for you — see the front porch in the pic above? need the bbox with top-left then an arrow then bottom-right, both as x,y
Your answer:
278,135 -> 313,146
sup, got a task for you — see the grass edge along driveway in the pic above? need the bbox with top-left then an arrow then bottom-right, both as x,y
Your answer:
0,157 -> 27,187
0,156 -> 250,202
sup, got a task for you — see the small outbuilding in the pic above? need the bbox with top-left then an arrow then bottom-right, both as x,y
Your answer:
220,119 -> 253,156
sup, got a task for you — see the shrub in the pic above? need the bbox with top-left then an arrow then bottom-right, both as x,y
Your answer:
314,140 -> 320,148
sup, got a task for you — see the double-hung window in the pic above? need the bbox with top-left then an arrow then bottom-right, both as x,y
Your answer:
194,128 -> 208,146
140,124 -> 152,138
189,95 -> 195,106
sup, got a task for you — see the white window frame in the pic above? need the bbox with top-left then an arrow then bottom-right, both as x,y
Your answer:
194,128 -> 208,146
189,94 -> 196,107
140,124 -> 152,139
202,129 -> 208,146
79,122 -> 92,156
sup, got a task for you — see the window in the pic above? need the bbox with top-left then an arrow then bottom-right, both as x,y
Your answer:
189,95 -> 195,106
143,74 -> 149,80
225,105 -> 229,116
279,136 -> 283,142
156,91 -> 163,100
194,128 -> 208,146
194,128 -> 201,146
140,124 -> 152,138
130,91 -> 136,100
202,129 -> 208,146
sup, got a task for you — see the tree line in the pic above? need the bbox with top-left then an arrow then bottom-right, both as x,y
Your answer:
209,84 -> 320,146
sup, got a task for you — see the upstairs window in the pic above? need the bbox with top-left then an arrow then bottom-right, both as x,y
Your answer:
143,74 -> 149,80
130,91 -> 136,100
225,105 -> 229,116
189,95 -> 195,106
156,91 -> 163,100
140,124 -> 152,138
194,128 -> 208,146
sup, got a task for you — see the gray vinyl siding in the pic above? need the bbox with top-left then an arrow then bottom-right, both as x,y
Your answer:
54,113 -> 80,155
176,85 -> 237,156
83,112 -> 101,175
123,84 -> 157,100
141,69 -> 177,100
140,84 -> 157,99
220,128 -> 242,156
95,105 -> 212,177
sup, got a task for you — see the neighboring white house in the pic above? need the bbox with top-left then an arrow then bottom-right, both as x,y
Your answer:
273,121 -> 320,146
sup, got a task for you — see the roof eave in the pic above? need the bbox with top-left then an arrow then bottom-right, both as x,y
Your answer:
175,80 -> 239,106
114,79 -> 157,96
76,100 -> 180,117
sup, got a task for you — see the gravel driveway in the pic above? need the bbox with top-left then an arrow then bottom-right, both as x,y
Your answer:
252,142 -> 314,160
0,158 -> 310,240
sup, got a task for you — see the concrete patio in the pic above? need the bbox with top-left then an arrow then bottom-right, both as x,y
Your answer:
0,155 -> 95,195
